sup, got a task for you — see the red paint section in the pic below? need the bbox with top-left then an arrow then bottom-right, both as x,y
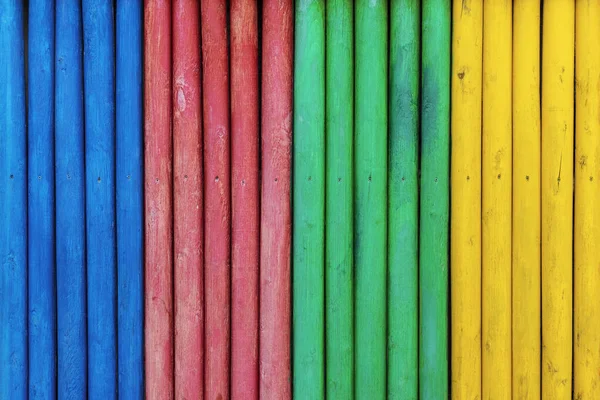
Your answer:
201,1 -> 231,399
173,1 -> 203,399
230,0 -> 260,398
144,1 -> 173,399
260,1 -> 294,399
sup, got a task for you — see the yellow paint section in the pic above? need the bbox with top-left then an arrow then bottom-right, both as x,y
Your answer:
512,0 -> 541,399
542,1 -> 574,399
574,1 -> 600,398
451,1 -> 482,399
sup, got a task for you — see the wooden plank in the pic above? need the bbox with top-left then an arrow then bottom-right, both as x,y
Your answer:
201,1 -> 231,398
574,1 -> 600,398
116,1 -> 144,398
541,1 -> 574,398
293,1 -> 325,398
512,0 -> 541,398
325,0 -> 353,398
260,0 -> 293,397
172,1 -> 204,399
420,0 -> 450,397
355,1 -> 388,397
55,1 -> 88,398
450,1 -> 482,398
82,1 -> 118,396
230,0 -> 260,398
27,0 -> 56,398
144,1 -> 174,398
0,1 -> 27,397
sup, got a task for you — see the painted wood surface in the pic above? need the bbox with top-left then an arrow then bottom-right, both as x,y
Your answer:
293,1 -> 325,398
0,1 -> 27,398
482,0 -> 512,397
512,0 -> 541,398
116,1 -> 144,398
388,1 -> 419,398
420,0 -> 450,397
541,2 -> 574,398
55,1 -> 88,397
451,1 -> 482,398
260,0 -> 293,397
173,1 -> 204,399
144,1 -> 174,398
27,1 -> 56,398
201,2 -> 231,398
83,1 -> 118,397
574,2 -> 600,397
355,1 -> 388,398
231,0 -> 260,398
325,0 -> 354,398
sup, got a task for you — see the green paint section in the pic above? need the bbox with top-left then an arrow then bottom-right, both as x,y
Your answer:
420,0 -> 450,398
355,1 -> 388,398
388,0 -> 420,398
325,0 -> 354,399
293,1 -> 325,399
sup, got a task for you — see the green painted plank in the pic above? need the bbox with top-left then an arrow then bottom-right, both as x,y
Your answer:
325,0 -> 354,398
420,0 -> 451,398
355,1 -> 388,398
388,0 -> 420,398
293,1 -> 325,399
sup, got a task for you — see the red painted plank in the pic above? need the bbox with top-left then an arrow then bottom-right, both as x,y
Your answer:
260,1 -> 293,399
173,1 -> 203,399
144,1 -> 173,399
201,1 -> 231,399
230,0 -> 260,399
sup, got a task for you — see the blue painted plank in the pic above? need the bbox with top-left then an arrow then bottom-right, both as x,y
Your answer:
116,1 -> 144,398
0,1 -> 27,398
28,1 -> 57,398
55,1 -> 88,398
82,1 -> 117,398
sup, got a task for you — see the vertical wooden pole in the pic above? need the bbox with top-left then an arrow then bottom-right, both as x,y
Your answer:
574,2 -> 600,398
231,0 -> 260,398
542,2 -> 574,399
201,1 -> 231,398
355,1 -> 388,398
55,1 -> 88,398
0,1 -> 27,397
260,0 -> 293,398
116,1 -> 144,398
512,0 -> 541,398
28,1 -> 56,398
173,1 -> 203,399
326,0 -> 354,398
388,1 -> 419,398
293,1 -> 325,398
451,1 -> 482,398
420,0 -> 450,397
144,1 -> 174,398
83,1 -> 118,396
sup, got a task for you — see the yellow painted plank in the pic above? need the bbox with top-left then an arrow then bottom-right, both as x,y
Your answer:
482,1 -> 512,398
574,1 -> 600,398
541,1 -> 574,399
512,0 -> 541,398
451,1 -> 482,398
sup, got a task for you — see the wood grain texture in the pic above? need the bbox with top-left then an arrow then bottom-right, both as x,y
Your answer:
144,1 -> 174,398
173,1 -> 203,399
260,1 -> 293,398
231,0 -> 260,398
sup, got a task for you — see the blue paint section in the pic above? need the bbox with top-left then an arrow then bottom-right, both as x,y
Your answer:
116,1 -> 144,398
56,1 -> 88,398
28,1 -> 57,398
82,1 -> 117,398
0,1 -> 28,398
